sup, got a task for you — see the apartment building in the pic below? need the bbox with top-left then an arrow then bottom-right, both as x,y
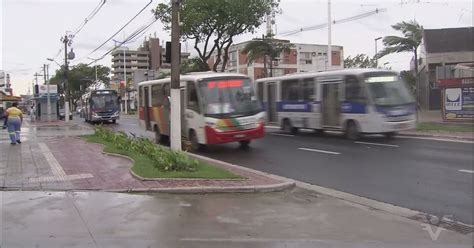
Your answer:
207,39 -> 344,80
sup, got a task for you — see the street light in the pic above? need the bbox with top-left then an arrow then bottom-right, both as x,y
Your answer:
47,58 -> 62,67
374,37 -> 382,68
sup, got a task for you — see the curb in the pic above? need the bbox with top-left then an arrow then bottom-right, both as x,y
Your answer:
78,138 -> 295,193
398,132 -> 474,141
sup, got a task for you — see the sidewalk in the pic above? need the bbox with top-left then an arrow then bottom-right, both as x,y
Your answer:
0,119 -> 293,193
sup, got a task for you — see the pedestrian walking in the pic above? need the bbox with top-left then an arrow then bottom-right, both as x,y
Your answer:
6,102 -> 23,145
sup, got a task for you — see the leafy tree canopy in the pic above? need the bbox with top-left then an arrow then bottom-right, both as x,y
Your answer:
242,37 -> 292,77
154,0 -> 279,71
49,63 -> 110,107
344,54 -> 377,68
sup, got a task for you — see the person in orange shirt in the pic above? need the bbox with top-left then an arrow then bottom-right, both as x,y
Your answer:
6,102 -> 23,145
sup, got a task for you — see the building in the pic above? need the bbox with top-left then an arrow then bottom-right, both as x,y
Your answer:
207,39 -> 344,80
415,27 -> 474,110
111,47 -> 151,83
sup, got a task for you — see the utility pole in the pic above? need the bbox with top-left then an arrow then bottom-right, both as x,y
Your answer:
44,64 -> 51,122
327,0 -> 332,71
170,0 -> 182,151
374,37 -> 382,68
61,34 -> 74,123
124,47 -> 128,114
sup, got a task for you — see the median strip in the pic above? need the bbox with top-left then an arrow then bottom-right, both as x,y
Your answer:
298,148 -> 340,155
270,133 -> 295,137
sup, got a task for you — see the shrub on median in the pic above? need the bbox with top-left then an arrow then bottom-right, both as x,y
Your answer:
94,126 -> 198,172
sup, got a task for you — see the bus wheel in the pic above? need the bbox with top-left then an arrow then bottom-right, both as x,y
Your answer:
345,121 -> 359,140
282,119 -> 298,135
154,127 -> 163,144
315,129 -> 324,136
239,140 -> 251,148
112,119 -> 116,124
385,132 -> 397,139
189,130 -> 203,151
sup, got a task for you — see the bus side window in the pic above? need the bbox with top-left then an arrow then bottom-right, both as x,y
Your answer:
282,79 -> 299,101
151,85 -> 162,107
139,86 -> 145,107
187,82 -> 200,113
257,82 -> 264,103
302,78 -> 316,101
345,76 -> 365,104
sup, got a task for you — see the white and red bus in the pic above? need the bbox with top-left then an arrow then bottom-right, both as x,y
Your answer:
137,72 -> 265,150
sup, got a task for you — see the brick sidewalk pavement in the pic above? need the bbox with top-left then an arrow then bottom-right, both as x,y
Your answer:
1,122 -> 291,192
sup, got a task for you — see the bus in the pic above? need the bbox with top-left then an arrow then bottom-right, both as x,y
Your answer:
81,89 -> 120,124
255,69 -> 416,139
137,72 -> 265,150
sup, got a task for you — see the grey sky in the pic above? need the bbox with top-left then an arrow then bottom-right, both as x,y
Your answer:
1,0 -> 472,95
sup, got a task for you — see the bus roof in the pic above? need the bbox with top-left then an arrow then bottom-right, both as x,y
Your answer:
137,72 -> 250,87
255,68 -> 396,82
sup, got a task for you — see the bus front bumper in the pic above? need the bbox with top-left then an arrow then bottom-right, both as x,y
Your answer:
205,125 -> 265,145
91,114 -> 120,121
382,119 -> 416,132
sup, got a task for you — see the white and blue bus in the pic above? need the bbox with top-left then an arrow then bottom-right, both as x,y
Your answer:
255,69 -> 416,139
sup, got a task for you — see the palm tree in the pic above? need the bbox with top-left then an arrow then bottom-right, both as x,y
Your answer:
242,37 -> 292,78
377,20 -> 423,74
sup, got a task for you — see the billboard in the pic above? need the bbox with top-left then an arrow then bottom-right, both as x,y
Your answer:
443,87 -> 474,121
38,84 -> 58,94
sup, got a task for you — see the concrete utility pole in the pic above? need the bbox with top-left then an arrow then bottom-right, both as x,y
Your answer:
123,48 -> 128,114
170,0 -> 182,151
62,34 -> 71,123
44,64 -> 51,122
374,37 -> 382,68
327,0 -> 332,71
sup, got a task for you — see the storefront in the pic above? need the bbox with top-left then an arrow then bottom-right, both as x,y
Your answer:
438,77 -> 474,122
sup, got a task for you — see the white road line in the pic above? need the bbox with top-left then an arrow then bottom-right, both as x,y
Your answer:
355,141 -> 399,148
298,148 -> 340,155
458,169 -> 474,174
265,125 -> 280,129
270,133 -> 294,137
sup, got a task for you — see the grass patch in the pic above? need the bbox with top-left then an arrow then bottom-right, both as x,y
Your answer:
81,134 -> 242,179
417,123 -> 473,133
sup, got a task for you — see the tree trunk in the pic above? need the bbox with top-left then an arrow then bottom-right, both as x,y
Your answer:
263,55 -> 267,78
220,38 -> 233,72
269,57 -> 273,77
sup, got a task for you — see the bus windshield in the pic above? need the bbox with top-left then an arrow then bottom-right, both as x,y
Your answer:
365,75 -> 415,106
90,93 -> 119,111
198,78 -> 261,118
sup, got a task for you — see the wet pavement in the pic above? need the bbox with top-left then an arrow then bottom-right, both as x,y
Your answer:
1,188 -> 472,248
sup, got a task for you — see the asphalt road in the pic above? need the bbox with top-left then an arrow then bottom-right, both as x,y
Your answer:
76,114 -> 474,225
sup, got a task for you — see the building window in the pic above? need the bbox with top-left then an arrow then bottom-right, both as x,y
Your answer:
305,60 -> 312,64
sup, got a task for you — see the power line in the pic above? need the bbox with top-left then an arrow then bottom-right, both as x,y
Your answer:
278,8 -> 387,36
72,0 -> 107,38
87,0 -> 154,56
86,17 -> 158,66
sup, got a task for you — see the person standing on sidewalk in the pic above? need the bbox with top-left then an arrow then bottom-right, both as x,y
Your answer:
6,102 -> 23,145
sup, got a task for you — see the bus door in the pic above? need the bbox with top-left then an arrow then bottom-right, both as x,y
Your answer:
144,86 -> 151,130
321,82 -> 341,127
180,87 -> 186,136
266,83 -> 278,123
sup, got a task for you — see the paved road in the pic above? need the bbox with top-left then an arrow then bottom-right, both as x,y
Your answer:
76,115 -> 474,225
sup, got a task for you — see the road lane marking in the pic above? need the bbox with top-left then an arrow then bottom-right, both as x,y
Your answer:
355,141 -> 399,148
270,133 -> 294,137
298,148 -> 340,155
458,169 -> 474,174
265,125 -> 280,129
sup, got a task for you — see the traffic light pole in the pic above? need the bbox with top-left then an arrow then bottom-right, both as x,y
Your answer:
170,0 -> 181,151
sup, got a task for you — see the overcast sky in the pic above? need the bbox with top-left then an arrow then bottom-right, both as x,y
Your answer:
1,0 -> 472,95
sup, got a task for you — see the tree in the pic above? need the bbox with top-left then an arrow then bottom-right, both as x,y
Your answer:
154,0 -> 278,72
400,70 -> 416,94
377,20 -> 423,75
50,63 -> 110,109
241,37 -> 292,77
344,54 -> 377,68
180,57 -> 209,74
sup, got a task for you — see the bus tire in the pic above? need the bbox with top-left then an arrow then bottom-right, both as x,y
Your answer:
282,119 -> 298,135
154,126 -> 163,144
345,120 -> 360,140
385,132 -> 397,139
112,119 -> 116,124
239,140 -> 251,148
189,130 -> 203,151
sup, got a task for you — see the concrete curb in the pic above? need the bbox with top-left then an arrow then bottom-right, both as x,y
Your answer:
398,132 -> 474,141
77,138 -> 294,193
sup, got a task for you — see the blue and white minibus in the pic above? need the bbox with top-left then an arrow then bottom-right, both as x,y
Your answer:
255,69 -> 416,139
